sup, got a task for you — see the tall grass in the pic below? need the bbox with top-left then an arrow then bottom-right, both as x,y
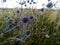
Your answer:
0,8 -> 60,45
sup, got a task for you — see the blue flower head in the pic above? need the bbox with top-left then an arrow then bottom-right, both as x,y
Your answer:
40,8 -> 44,12
9,24 -> 12,28
33,2 -> 36,4
8,17 -> 10,19
8,19 -> 13,24
8,24 -> 13,28
25,4 -> 27,7
22,16 -> 29,23
30,16 -> 33,19
17,10 -> 19,13
31,0 -> 34,2
25,30 -> 30,35
3,0 -> 6,2
30,2 -> 32,4
27,0 -> 30,3
46,2 -> 53,8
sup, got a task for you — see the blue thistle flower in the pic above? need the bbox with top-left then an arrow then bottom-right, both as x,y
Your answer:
25,30 -> 30,35
25,4 -> 27,7
3,0 -> 6,3
8,17 -> 10,19
46,2 -> 53,8
7,19 -> 14,29
27,0 -> 30,3
17,10 -> 19,13
22,16 -> 29,23
29,16 -> 33,19
8,19 -> 13,24
31,0 -> 34,2
30,2 -> 32,4
8,24 -> 13,28
33,2 -> 36,4
40,8 -> 44,12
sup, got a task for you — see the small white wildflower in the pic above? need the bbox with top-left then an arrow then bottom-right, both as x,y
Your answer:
45,34 -> 50,38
